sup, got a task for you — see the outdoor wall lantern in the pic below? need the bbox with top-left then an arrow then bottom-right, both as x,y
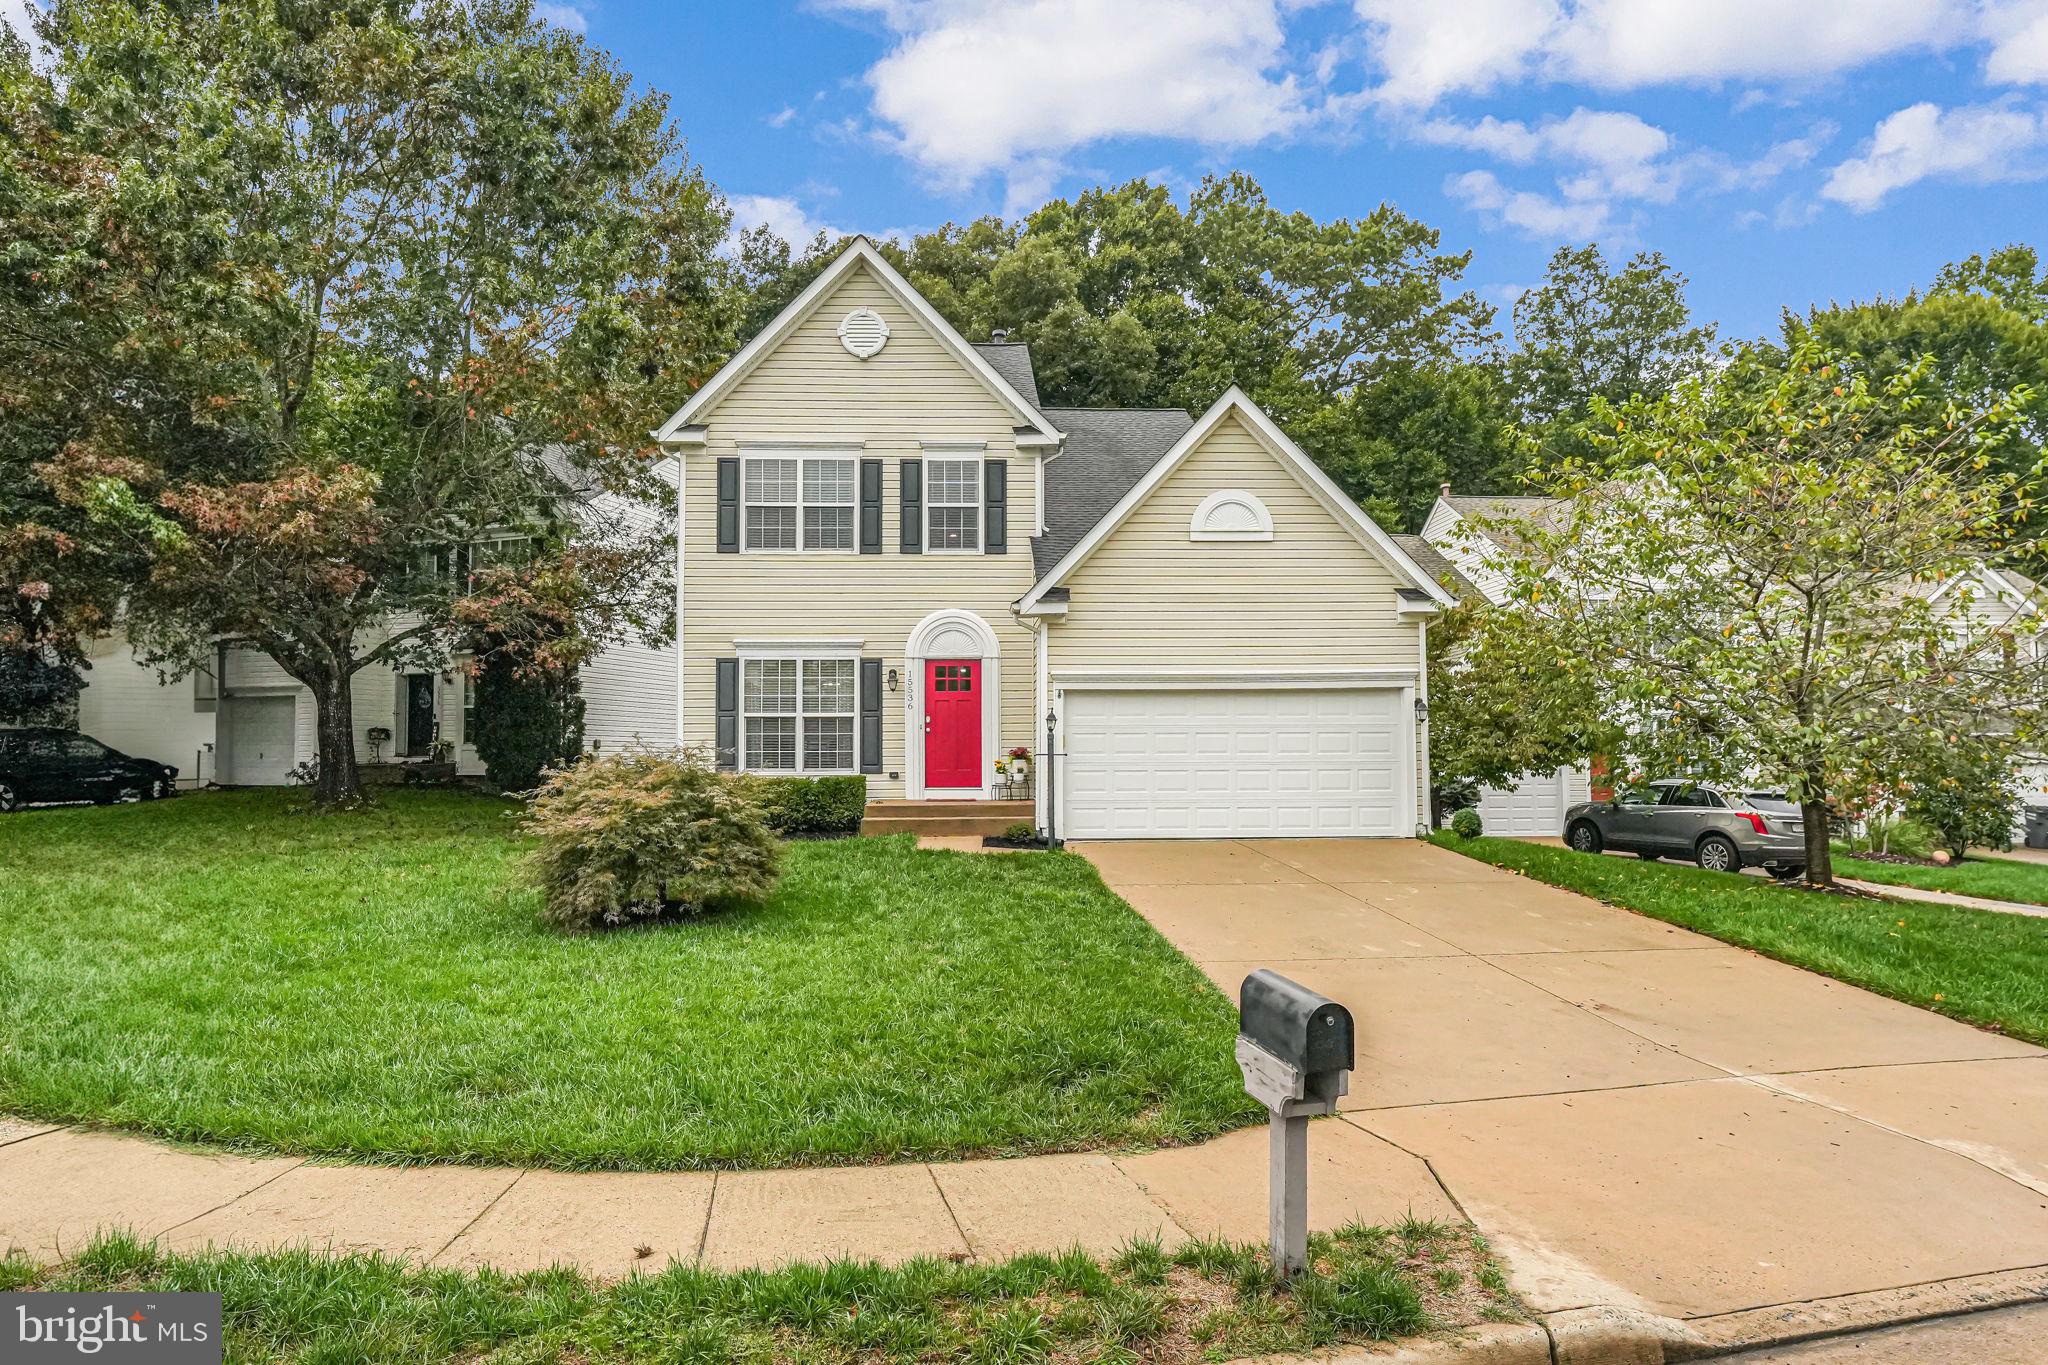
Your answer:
1413,697 -> 1429,720
887,668 -> 899,692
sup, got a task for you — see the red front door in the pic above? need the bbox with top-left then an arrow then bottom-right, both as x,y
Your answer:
924,659 -> 982,789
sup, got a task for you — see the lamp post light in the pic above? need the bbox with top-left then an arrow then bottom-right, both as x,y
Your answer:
1043,705 -> 1058,846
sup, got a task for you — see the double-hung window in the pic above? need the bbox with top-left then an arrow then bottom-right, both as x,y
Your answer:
742,656 -> 857,772
925,457 -> 982,552
743,454 -> 856,552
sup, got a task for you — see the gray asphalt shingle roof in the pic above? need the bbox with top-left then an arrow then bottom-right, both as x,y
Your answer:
1393,534 -> 1477,600
1032,406 -> 1195,577
971,342 -> 1041,409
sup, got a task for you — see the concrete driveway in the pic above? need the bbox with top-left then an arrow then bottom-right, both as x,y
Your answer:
1075,837 -> 2048,1329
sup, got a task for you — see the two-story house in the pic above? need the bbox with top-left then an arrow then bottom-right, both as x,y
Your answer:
656,238 -> 1453,840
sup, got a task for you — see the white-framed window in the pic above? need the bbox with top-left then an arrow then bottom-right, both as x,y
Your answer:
742,655 -> 858,772
743,454 -> 857,552
925,456 -> 982,552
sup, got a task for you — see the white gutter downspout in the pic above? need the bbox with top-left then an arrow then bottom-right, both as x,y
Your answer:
1416,618 -> 1432,836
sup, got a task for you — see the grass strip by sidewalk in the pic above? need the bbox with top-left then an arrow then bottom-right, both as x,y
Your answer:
1832,854 -> 2048,908
1430,834 -> 2048,1046
0,1222 -> 1520,1365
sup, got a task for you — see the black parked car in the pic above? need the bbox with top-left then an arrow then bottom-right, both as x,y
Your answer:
0,728 -> 178,811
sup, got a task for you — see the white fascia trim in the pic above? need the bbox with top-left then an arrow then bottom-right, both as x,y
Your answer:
1017,387 -> 1456,612
735,638 -> 864,655
1016,599 -> 1068,618
653,237 -> 1062,443
1050,666 -> 1419,689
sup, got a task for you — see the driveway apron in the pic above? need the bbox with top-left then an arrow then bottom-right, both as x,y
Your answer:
1072,837 -> 2048,1323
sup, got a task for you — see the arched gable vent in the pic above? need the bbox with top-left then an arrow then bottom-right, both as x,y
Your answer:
1190,489 -> 1275,542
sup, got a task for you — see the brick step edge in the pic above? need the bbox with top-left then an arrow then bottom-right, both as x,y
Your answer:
863,817 -> 1034,837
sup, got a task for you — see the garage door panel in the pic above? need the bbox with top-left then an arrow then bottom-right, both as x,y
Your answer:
1063,687 -> 1406,840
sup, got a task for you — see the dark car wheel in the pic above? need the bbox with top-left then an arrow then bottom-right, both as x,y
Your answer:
113,784 -> 145,804
0,782 -> 18,813
1567,820 -> 1603,853
1697,834 -> 1739,873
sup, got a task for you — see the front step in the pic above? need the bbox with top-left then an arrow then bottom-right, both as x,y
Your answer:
863,799 -> 1034,838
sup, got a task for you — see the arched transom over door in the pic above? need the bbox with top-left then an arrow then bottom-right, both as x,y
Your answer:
905,609 -> 1002,799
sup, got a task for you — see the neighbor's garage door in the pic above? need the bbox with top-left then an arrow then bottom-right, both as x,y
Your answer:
1061,688 -> 1406,839
225,695 -> 298,786
1475,765 -> 1590,839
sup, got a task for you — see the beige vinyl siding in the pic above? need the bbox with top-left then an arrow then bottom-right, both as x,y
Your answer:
1049,409 -> 1430,832
681,261 -> 1041,796
1050,411 -> 1421,667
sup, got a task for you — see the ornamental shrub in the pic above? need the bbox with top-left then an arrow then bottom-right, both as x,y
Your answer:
523,750 -> 779,929
740,774 -> 868,836
1449,807 -> 1483,839
471,654 -> 584,792
1904,744 -> 2020,860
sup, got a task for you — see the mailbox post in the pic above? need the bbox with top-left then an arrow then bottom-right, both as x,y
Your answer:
1237,969 -> 1354,1281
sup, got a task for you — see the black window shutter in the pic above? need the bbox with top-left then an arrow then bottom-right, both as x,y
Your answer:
714,658 -> 738,771
859,658 -> 883,774
899,459 -> 922,554
859,460 -> 883,555
715,458 -> 740,553
984,459 -> 1007,554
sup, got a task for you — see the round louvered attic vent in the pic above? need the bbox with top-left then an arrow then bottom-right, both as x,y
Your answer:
837,308 -> 890,359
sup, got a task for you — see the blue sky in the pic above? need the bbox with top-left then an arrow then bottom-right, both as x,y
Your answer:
12,0 -> 2048,342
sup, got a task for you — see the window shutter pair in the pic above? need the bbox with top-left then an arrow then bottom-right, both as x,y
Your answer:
899,458 -> 1006,553
713,657 -> 882,776
723,456 -> 883,554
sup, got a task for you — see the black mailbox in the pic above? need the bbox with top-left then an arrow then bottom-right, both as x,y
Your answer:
1239,969 -> 1353,1076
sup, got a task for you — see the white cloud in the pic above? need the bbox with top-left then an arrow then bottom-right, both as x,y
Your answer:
767,105 -> 798,129
1354,0 -> 1560,107
1984,1 -> 2048,83
1547,0 -> 1964,89
817,0 -> 1314,204
728,194 -> 847,249
1359,0 -> 1970,106
532,2 -> 588,35
1821,100 -> 2048,209
1446,169 -> 1614,239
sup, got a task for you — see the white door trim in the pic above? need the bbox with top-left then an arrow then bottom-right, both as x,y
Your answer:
904,608 -> 1001,800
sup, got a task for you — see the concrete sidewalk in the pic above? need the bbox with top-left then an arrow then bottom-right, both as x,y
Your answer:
0,1115 -> 1453,1279
1076,838 -> 2048,1324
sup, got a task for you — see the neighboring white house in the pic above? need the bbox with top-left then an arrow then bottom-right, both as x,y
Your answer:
1418,488 -> 1595,836
654,236 -> 1453,840
75,466 -> 678,787
1420,485 -> 2048,834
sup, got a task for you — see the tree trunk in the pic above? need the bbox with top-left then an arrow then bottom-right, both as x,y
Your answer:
307,672 -> 362,807
1801,798 -> 1834,887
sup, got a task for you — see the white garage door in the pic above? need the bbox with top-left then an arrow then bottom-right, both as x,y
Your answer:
1475,765 -> 1590,839
1061,688 -> 1407,840
225,696 -> 298,786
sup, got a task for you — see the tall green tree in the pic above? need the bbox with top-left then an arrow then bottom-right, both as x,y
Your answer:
744,176 -> 1509,529
1508,244 -> 1717,463
1790,244 -> 2048,523
1464,342 -> 2044,886
1,0 -> 734,804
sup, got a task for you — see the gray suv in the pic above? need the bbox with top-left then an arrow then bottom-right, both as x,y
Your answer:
1564,780 -> 1807,880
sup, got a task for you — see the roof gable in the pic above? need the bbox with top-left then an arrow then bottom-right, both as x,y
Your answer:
655,237 -> 1057,444
1019,388 -> 1454,612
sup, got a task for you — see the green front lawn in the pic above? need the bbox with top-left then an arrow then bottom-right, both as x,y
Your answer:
1430,834 -> 2048,1045
1833,853 -> 2048,907
1,1221 -> 1519,1365
0,790 -> 1260,1169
